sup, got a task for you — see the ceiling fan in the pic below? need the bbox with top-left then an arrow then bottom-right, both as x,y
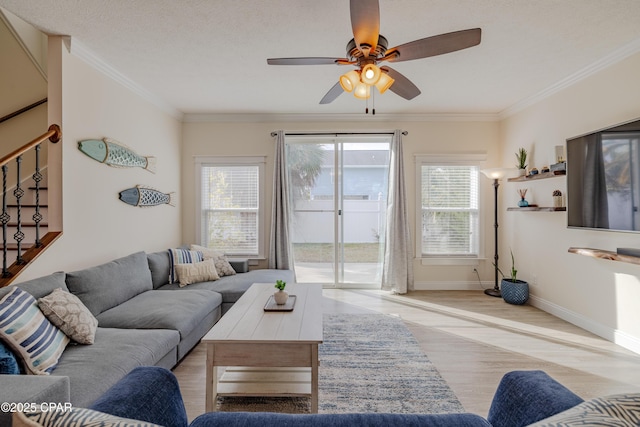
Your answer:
267,0 -> 481,111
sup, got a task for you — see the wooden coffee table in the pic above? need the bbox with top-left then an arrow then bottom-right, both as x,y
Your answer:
202,283 -> 323,412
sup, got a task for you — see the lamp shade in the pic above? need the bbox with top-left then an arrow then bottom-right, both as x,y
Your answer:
339,70 -> 360,92
361,64 -> 382,85
374,72 -> 394,94
480,168 -> 515,180
353,82 -> 371,99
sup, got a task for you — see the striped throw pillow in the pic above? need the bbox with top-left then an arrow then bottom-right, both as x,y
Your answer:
14,407 -> 161,426
0,287 -> 69,375
167,248 -> 204,283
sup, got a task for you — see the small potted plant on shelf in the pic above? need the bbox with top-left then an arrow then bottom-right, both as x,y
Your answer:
515,148 -> 528,176
274,280 -> 288,305
496,250 -> 529,305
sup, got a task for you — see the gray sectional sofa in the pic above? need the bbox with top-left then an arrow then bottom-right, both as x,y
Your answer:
0,249 -> 294,425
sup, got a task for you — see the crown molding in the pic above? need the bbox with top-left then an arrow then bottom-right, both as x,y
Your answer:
183,112 -> 500,123
66,38 -> 183,120
499,36 -> 640,120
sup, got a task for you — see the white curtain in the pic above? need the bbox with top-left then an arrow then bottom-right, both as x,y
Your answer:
269,131 -> 293,270
382,130 -> 414,294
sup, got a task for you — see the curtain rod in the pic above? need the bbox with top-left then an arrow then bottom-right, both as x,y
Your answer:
270,131 -> 408,137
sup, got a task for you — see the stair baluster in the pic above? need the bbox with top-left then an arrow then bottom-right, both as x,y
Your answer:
33,144 -> 43,247
13,156 -> 26,265
1,165 -> 9,277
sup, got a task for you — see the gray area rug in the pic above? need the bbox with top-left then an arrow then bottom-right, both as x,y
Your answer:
216,313 -> 464,414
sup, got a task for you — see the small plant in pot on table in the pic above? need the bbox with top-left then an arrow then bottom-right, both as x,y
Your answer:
274,280 -> 288,305
496,250 -> 529,305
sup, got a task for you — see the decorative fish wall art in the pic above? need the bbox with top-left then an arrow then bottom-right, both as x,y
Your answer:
119,186 -> 175,208
78,138 -> 156,173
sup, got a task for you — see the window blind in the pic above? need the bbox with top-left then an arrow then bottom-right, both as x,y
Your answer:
421,165 -> 479,256
201,165 -> 259,255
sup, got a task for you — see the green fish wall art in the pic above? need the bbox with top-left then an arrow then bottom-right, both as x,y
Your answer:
119,186 -> 175,207
78,138 -> 156,173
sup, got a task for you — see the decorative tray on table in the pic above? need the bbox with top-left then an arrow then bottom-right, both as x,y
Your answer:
264,295 -> 296,312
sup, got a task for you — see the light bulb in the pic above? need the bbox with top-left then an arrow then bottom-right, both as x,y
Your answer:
361,64 -> 382,85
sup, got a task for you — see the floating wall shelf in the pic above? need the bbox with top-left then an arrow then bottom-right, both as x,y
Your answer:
507,171 -> 566,182
507,207 -> 566,212
568,247 -> 640,266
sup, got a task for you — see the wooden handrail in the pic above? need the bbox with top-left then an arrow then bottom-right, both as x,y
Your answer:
0,98 -> 47,125
0,124 -> 61,168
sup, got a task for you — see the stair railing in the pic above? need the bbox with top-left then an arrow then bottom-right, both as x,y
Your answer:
0,124 -> 61,278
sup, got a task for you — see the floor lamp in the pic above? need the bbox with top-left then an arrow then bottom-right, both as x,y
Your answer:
480,168 -> 511,298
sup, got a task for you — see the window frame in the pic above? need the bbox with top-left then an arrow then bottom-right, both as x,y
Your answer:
415,153 -> 486,266
195,156 -> 266,259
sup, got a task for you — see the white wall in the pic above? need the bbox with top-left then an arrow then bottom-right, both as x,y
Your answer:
16,37 -> 182,281
499,51 -> 640,353
182,119 -> 500,283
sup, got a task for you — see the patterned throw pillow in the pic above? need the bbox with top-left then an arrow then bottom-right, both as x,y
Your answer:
174,258 -> 220,287
38,288 -> 99,345
191,244 -> 237,277
529,393 -> 640,426
0,287 -> 69,375
13,407 -> 162,427
167,248 -> 204,283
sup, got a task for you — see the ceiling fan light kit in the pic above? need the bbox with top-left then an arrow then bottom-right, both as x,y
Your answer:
267,0 -> 482,113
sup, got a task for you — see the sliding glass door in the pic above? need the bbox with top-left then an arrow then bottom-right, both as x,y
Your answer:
286,135 -> 390,288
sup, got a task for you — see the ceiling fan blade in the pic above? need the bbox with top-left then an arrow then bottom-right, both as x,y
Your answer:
380,66 -> 421,100
267,57 -> 347,65
319,81 -> 344,104
385,28 -> 481,63
350,0 -> 380,56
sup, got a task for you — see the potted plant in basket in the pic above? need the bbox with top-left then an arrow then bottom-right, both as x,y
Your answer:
515,148 -> 528,176
274,280 -> 288,305
496,250 -> 529,305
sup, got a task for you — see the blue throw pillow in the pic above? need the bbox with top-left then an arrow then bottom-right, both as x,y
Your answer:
0,339 -> 21,374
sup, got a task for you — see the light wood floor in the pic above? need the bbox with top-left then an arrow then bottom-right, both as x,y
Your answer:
172,290 -> 640,422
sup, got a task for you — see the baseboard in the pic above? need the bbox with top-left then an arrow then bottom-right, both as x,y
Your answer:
528,294 -> 640,355
413,280 -> 490,291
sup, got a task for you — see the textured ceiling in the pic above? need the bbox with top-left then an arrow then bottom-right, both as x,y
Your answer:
1,0 -> 640,118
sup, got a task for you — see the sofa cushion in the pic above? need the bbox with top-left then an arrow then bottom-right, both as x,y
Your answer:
95,290 -> 222,339
529,393 -> 640,426
0,375 -> 70,427
53,327 -> 179,407
14,407 -> 161,427
37,288 -> 99,344
65,252 -> 153,316
175,258 -> 220,287
0,287 -> 69,375
147,250 -> 171,289
90,367 -> 189,427
0,339 -> 21,374
0,272 -> 68,301
487,370 -> 584,427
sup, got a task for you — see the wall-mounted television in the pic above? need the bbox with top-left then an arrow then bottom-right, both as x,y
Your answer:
567,118 -> 640,233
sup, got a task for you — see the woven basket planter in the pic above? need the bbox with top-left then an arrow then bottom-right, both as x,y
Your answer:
501,279 -> 529,305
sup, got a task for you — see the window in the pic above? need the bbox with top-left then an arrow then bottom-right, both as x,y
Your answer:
196,156 -> 265,257
416,154 -> 485,264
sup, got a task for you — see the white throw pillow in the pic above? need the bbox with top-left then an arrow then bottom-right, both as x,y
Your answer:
174,258 -> 220,287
